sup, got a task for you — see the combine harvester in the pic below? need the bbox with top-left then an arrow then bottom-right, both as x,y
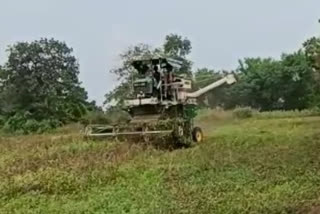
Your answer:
85,57 -> 236,145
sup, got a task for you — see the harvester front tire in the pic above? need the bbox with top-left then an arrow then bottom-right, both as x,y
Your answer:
192,127 -> 203,143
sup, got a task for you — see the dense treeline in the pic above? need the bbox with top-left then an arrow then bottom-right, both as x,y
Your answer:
195,37 -> 320,110
0,33 -> 319,133
195,51 -> 315,110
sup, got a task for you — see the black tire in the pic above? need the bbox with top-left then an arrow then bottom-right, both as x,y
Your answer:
192,127 -> 203,143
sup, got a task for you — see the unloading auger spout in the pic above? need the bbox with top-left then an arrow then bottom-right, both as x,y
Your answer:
186,74 -> 237,98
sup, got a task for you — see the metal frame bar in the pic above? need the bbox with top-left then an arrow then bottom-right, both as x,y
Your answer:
87,130 -> 173,137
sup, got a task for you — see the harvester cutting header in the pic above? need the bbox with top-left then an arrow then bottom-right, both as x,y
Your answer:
86,56 -> 236,145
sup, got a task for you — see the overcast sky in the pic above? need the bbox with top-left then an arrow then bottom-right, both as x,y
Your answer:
0,0 -> 319,105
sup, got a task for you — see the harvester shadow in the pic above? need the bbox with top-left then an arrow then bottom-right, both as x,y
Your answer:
141,140 -> 190,151
85,135 -> 190,152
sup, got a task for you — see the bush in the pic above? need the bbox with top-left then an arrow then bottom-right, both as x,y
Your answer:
3,113 -> 61,134
110,110 -> 131,124
3,113 -> 26,133
81,111 -> 111,125
255,108 -> 320,119
0,115 -> 6,127
233,107 -> 254,119
82,109 -> 131,126
23,119 -> 42,133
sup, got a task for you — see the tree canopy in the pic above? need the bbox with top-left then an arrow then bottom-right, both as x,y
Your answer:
195,50 -> 315,111
304,37 -> 320,71
0,38 -> 91,133
163,34 -> 193,76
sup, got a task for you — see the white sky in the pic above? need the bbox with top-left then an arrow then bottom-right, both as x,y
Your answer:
0,0 -> 319,105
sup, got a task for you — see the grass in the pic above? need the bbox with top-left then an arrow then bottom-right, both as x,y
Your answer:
1,110 -> 320,213
254,108 -> 320,119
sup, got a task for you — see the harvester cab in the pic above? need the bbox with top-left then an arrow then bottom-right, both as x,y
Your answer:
85,56 -> 237,146
123,57 -> 195,110
132,78 -> 153,98
129,57 -> 185,100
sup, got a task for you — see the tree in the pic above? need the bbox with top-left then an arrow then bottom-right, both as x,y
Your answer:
279,51 -> 314,109
303,37 -> 320,70
163,34 -> 192,76
303,37 -> 320,107
222,52 -> 313,110
110,44 -> 157,81
104,44 -> 158,106
1,38 -> 89,126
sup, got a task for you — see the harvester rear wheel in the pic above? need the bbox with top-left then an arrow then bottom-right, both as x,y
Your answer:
192,127 -> 203,143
